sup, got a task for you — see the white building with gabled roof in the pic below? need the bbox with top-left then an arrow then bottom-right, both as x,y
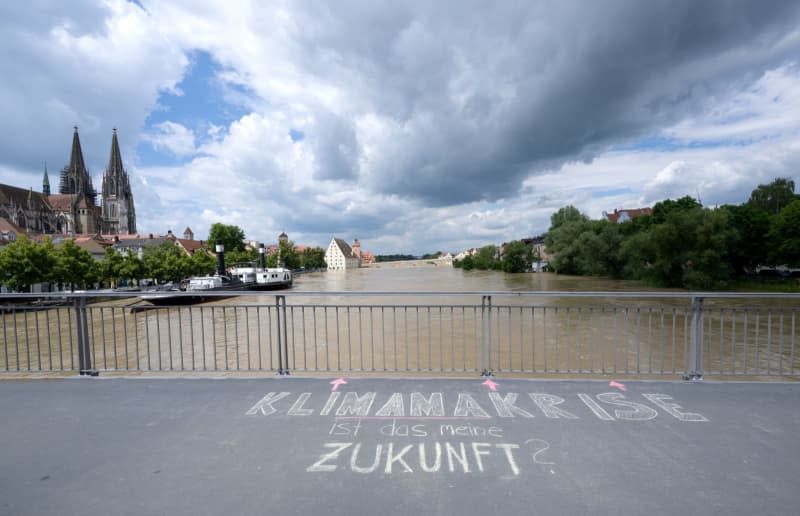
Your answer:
325,237 -> 361,270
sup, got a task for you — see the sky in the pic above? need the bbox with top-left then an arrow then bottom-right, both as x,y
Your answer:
1,0 -> 800,255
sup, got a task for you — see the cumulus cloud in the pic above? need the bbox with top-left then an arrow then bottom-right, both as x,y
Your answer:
142,121 -> 196,157
2,0 -> 800,254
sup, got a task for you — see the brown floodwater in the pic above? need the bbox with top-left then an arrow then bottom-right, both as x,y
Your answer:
2,265 -> 798,378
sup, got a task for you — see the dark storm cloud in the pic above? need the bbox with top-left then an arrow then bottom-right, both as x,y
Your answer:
290,0 -> 800,205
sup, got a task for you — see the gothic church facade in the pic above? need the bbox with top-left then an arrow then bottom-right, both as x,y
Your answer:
0,127 -> 136,236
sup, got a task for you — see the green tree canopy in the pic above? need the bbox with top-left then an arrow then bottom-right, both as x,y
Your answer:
748,177 -> 796,215
0,235 -> 57,292
53,240 -> 97,291
768,199 -> 800,266
301,247 -> 327,269
207,223 -> 246,254
501,240 -> 532,273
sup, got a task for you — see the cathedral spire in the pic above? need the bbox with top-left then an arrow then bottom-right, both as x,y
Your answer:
42,162 -> 50,195
68,126 -> 87,177
106,127 -> 124,178
59,126 -> 96,204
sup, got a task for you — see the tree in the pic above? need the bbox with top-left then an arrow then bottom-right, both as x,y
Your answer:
301,247 -> 327,269
651,196 -> 701,224
53,240 -> 97,291
98,247 -> 124,288
473,245 -> 499,270
278,240 -> 300,270
720,204 -> 770,273
207,223 -> 246,254
188,251 -> 216,276
142,242 -> 191,283
549,205 -> 588,231
748,178 -> 796,215
119,252 -> 145,285
501,240 -> 532,273
768,199 -> 800,266
0,235 -> 58,292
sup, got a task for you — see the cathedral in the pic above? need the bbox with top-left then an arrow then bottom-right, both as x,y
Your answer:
0,127 -> 136,236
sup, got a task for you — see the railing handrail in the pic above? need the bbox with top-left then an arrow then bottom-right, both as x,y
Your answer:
2,290 -> 800,300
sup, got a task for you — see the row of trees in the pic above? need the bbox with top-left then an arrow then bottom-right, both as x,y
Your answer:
0,223 -> 328,292
453,240 -> 538,273
544,178 -> 800,289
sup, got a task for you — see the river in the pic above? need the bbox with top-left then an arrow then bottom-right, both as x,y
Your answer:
2,264 -> 798,377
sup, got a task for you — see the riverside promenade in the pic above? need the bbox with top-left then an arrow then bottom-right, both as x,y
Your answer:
1,376 -> 798,515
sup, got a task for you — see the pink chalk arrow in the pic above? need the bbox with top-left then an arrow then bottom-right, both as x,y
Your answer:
330,378 -> 348,391
609,380 -> 627,391
482,378 -> 499,391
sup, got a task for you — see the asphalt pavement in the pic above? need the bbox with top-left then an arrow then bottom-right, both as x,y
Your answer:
1,376 -> 798,515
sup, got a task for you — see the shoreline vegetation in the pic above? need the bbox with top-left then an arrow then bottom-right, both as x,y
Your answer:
454,178 -> 800,292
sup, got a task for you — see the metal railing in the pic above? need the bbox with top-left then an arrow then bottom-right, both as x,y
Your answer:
1,291 -> 798,378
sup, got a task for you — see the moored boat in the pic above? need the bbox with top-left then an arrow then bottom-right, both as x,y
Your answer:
139,241 -> 292,306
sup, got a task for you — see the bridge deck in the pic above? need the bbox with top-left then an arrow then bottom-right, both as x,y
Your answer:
1,377 -> 798,515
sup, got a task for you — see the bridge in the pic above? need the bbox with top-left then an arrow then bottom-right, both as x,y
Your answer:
1,376 -> 798,515
1,291 -> 799,514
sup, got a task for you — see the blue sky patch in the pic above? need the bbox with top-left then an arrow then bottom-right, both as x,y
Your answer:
591,187 -> 633,198
137,50 -> 252,166
289,129 -> 305,142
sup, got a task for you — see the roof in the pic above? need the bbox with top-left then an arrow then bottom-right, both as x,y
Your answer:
48,194 -> 77,211
605,207 -> 653,223
0,183 -> 52,210
333,238 -> 355,258
0,217 -> 25,235
177,238 -> 205,254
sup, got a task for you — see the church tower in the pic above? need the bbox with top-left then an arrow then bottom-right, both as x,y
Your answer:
59,127 -> 97,204
42,163 -> 50,195
101,128 -> 137,234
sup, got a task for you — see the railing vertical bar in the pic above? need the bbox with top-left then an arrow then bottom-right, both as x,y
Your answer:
268,306 -> 275,371
132,307 -> 139,371
323,306 -> 328,371
44,308 -> 53,370
730,309 -> 736,375
335,306 -> 341,371
542,306 -> 547,372
625,307 -> 631,374
647,307 -> 653,374
188,306 -> 195,371
144,309 -> 151,371
450,307 -> 455,372
358,306 -> 363,372
369,306 -> 375,372
246,306 -> 252,371
122,306 -> 129,371
346,306 -> 352,371
34,309 -> 42,371
778,310 -> 784,375
290,306 -> 296,371
743,310 -> 748,373
55,308 -> 64,371
519,306 -> 524,372
587,307 -> 594,373
1,310 -> 7,371
767,311 -> 772,375
301,306 -> 306,372
166,307 -> 173,371
531,307 -> 536,373
600,307 -> 605,374
234,307 -> 240,371
200,307 -> 207,371
13,310 -> 20,371
211,307 -> 217,371
222,307 -> 229,371
109,307 -> 118,370
555,306 -> 561,373
67,307 -> 75,370
659,309 -> 664,374
718,309 -> 724,375
635,307 -> 641,374
791,309 -> 796,375
154,308 -> 164,370
755,310 -> 760,374
23,310 -> 31,371
311,307 -> 317,371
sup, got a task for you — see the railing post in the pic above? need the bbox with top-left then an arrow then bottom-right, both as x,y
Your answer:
685,296 -> 704,381
481,295 -> 493,376
74,297 -> 97,376
275,295 -> 289,375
